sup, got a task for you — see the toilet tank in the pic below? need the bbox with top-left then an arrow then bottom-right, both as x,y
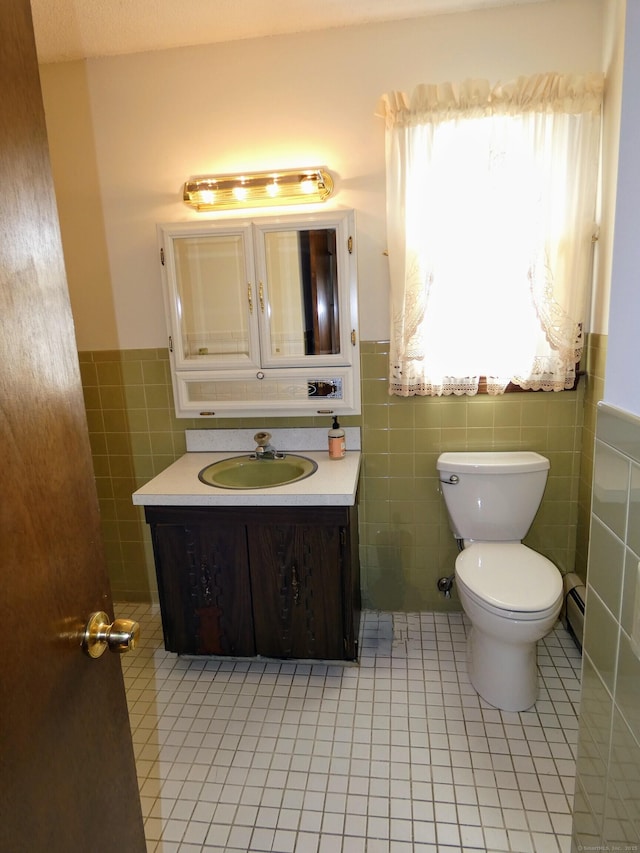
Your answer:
436,451 -> 550,541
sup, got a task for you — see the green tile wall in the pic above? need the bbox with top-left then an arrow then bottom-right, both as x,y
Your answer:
572,402 -> 640,851
575,333 -> 608,581
360,341 -> 585,611
79,341 -> 591,609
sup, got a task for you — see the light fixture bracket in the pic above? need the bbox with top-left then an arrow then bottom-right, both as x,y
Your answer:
183,167 -> 333,211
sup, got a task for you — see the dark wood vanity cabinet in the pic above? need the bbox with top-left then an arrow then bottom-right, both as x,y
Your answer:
144,504 -> 361,661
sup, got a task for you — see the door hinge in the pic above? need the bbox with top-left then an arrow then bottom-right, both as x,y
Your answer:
351,329 -> 357,347
340,528 -> 347,546
347,236 -> 353,254
168,335 -> 173,353
160,247 -> 165,265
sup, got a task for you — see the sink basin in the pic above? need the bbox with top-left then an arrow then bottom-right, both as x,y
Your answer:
198,454 -> 318,490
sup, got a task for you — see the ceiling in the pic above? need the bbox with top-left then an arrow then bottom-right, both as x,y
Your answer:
30,0 -> 549,64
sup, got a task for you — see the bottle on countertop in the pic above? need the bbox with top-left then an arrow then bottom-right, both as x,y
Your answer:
328,416 -> 346,459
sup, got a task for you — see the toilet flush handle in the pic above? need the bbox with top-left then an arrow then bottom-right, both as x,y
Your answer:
439,474 -> 459,485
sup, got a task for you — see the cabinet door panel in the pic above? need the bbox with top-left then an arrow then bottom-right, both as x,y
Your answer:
150,522 -> 255,656
248,523 -> 344,659
161,222 -> 261,371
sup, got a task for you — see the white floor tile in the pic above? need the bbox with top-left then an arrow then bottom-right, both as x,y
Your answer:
119,606 -> 580,852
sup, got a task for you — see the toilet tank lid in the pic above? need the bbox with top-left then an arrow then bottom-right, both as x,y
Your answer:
436,451 -> 550,474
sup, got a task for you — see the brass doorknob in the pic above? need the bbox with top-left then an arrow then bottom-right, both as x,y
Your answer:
82,611 -> 140,659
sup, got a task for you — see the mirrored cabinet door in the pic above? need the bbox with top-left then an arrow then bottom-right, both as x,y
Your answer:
256,224 -> 346,367
161,222 -> 261,370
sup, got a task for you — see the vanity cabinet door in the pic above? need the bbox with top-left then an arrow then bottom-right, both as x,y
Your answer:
247,520 -> 346,660
146,508 -> 255,656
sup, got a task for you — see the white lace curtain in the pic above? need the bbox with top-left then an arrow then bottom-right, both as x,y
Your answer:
377,72 -> 604,396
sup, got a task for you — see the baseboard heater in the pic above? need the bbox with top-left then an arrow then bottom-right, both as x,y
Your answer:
563,572 -> 586,652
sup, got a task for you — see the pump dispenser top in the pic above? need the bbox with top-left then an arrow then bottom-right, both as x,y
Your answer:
328,416 -> 346,459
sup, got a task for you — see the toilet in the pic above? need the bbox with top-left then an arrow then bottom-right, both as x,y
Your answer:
436,451 -> 563,712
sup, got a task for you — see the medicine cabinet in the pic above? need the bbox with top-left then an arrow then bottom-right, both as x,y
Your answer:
157,209 -> 360,418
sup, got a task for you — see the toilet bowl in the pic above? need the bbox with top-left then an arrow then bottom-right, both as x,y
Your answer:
455,542 -> 563,711
436,451 -> 564,712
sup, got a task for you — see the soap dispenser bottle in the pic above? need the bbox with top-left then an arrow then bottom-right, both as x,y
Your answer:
328,416 -> 346,459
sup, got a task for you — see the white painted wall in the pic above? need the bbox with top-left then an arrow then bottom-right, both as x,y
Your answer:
40,0 -> 605,351
604,0 -> 640,416
591,0 -> 626,336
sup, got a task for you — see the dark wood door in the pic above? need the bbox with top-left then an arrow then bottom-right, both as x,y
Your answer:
248,521 -> 346,659
146,507 -> 256,656
0,3 -> 145,851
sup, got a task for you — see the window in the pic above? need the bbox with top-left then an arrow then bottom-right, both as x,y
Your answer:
378,73 -> 604,396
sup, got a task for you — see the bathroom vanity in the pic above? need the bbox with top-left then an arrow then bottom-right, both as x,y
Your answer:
133,429 -> 361,661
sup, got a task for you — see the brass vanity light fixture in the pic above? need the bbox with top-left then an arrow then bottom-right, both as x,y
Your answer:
183,167 -> 334,211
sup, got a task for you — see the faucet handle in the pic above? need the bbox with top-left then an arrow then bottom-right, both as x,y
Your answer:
254,431 -> 272,447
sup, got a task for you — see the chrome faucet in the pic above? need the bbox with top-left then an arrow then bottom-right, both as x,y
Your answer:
252,431 -> 284,460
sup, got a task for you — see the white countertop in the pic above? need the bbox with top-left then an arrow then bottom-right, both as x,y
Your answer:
132,429 -> 361,507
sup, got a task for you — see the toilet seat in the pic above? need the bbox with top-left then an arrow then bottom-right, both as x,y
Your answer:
455,542 -> 562,613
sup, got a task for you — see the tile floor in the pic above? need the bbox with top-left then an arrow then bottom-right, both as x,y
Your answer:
118,604 -> 582,853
